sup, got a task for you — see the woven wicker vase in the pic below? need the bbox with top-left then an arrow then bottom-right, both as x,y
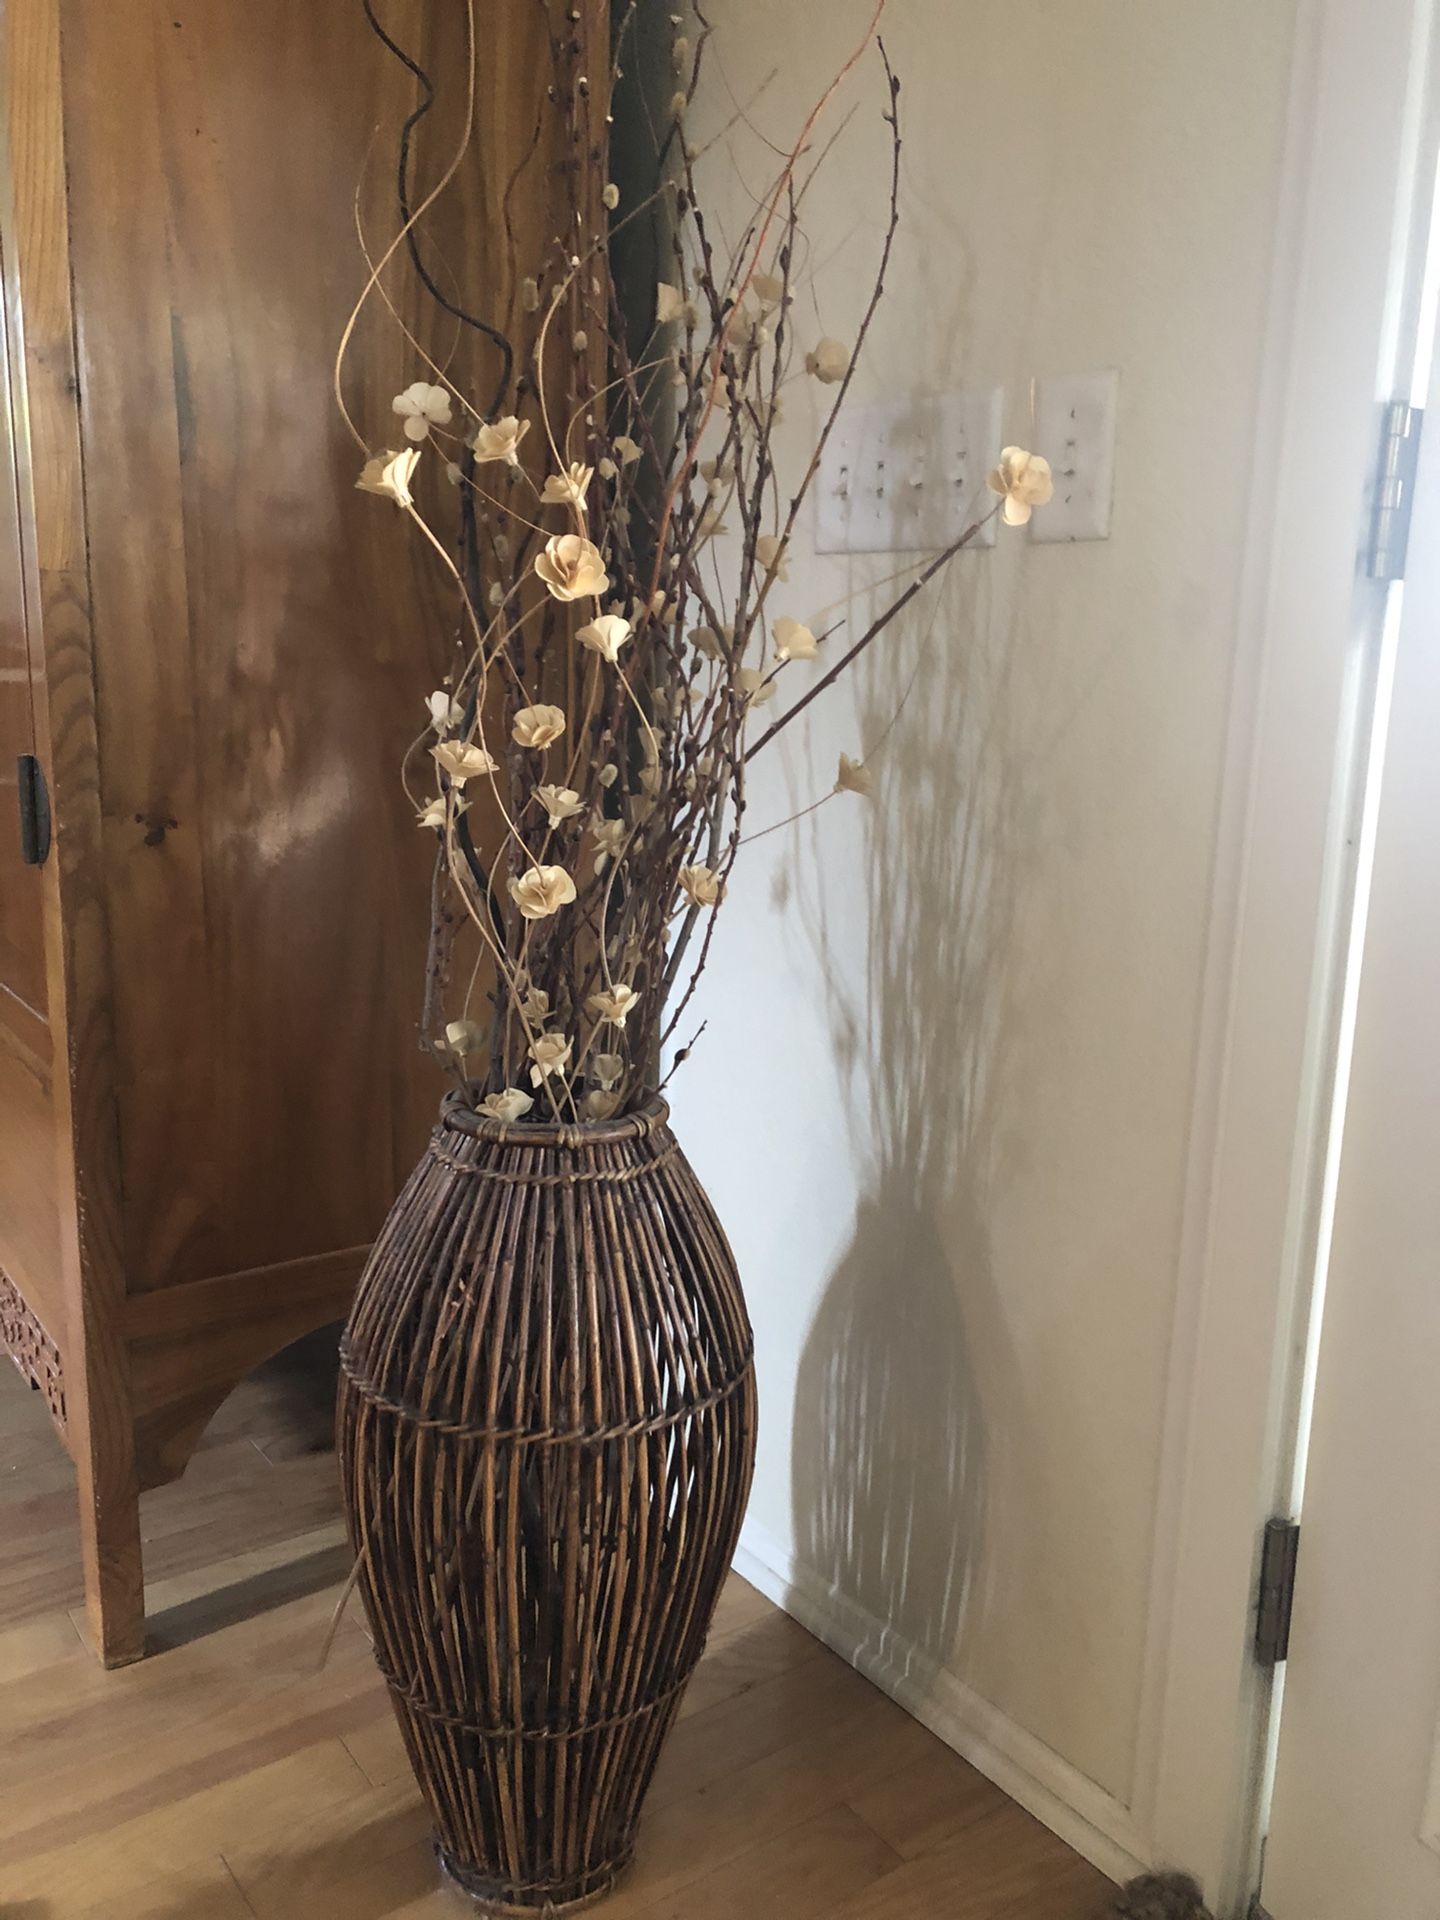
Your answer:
337,1095 -> 757,1914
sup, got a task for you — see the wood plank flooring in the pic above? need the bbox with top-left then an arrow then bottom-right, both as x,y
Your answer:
0,1343 -> 1116,1918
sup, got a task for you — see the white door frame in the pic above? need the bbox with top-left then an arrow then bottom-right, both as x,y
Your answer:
1136,1 -> 1439,1911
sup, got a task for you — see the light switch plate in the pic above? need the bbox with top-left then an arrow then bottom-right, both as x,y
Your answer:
1029,369 -> 1119,543
816,388 -> 1002,554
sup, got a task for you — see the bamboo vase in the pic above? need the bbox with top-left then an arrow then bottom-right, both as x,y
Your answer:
337,1095 -> 757,1912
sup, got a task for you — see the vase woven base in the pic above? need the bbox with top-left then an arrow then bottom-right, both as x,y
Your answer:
435,1841 -> 629,1915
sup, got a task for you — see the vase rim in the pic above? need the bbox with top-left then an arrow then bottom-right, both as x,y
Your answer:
440,1089 -> 672,1148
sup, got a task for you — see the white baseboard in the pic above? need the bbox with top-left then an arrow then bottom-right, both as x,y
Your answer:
733,1520 -> 1150,1890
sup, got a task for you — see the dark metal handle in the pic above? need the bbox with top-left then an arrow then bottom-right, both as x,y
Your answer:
16,753 -> 50,866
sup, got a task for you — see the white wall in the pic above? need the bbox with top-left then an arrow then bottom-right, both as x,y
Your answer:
674,0 -> 1299,1835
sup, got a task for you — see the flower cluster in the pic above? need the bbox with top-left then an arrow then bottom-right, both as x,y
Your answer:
341,9 -> 1049,1124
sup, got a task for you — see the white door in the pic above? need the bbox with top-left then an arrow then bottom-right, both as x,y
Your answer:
1257,298 -> 1440,1916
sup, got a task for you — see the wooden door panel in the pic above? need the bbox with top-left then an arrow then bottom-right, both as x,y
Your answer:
58,0 -> 500,1291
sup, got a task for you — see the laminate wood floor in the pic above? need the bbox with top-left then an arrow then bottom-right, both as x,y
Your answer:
0,1345 -> 1115,1919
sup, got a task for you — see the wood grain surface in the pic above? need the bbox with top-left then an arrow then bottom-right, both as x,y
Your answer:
0,1354 -> 1116,1919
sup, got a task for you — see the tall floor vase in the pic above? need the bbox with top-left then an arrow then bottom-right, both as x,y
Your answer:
337,1096 -> 756,1913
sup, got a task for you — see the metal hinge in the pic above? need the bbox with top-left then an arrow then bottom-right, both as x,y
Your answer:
1366,398 -> 1424,580
16,753 -> 50,866
1255,1517 -> 1301,1668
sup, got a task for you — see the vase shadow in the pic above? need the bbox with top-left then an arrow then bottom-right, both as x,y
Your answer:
789,560 -> 1029,1679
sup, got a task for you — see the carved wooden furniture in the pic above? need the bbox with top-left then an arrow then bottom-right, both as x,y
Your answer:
0,0 -> 485,1665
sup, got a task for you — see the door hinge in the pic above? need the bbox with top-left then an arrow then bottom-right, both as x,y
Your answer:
1366,398 -> 1424,580
16,753 -> 50,867
1255,1517 -> 1301,1667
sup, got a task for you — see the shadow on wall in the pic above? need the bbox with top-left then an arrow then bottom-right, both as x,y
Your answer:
788,560 -> 1028,1678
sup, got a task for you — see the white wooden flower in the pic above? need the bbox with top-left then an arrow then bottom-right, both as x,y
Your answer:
392,381 -> 454,442
534,534 -> 610,602
587,984 -> 640,1029
576,613 -> 633,664
592,1052 -> 624,1091
541,463 -> 594,507
804,337 -> 851,385
678,864 -> 723,907
444,1019 -> 487,1055
613,434 -> 644,466
602,182 -> 620,211
432,740 -> 499,783
426,689 -> 465,734
835,753 -> 874,797
479,1088 -> 535,1122
528,1030 -> 573,1087
472,415 -> 531,465
355,447 -> 421,509
416,796 -> 447,830
738,667 -> 776,707
537,784 -> 583,829
656,282 -> 686,325
585,1089 -> 623,1120
508,865 -> 577,920
512,704 -> 567,749
773,617 -> 818,661
986,446 -> 1055,526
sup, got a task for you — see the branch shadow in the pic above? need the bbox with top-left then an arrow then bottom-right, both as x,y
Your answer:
787,558 -> 1029,1678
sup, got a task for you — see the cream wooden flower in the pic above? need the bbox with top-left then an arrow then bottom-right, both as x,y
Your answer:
587,984 -> 640,1029
534,533 -> 610,601
602,182 -> 620,210
596,455 -> 618,481
987,446 -> 1055,526
519,984 -> 550,1024
432,740 -> 499,783
591,816 -> 626,875
678,864 -> 723,908
750,271 -> 790,311
835,753 -> 874,797
416,796 -> 447,830
392,381 -> 454,442
472,415 -> 530,465
512,704 -> 566,749
804,337 -> 851,385
540,463 -> 594,507
577,613 -> 633,664
508,865 -> 577,920
585,1089 -> 623,1120
444,1019 -> 487,1055
537,784 -> 583,829
773,617 -> 818,661
356,447 -> 421,509
613,434 -> 643,467
479,1088 -> 535,1122
656,282 -> 686,325
528,1030 -> 573,1087
738,667 -> 776,707
755,534 -> 789,580
592,1052 -> 624,1091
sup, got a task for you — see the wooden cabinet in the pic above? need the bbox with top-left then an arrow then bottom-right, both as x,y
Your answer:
0,0 -> 480,1663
